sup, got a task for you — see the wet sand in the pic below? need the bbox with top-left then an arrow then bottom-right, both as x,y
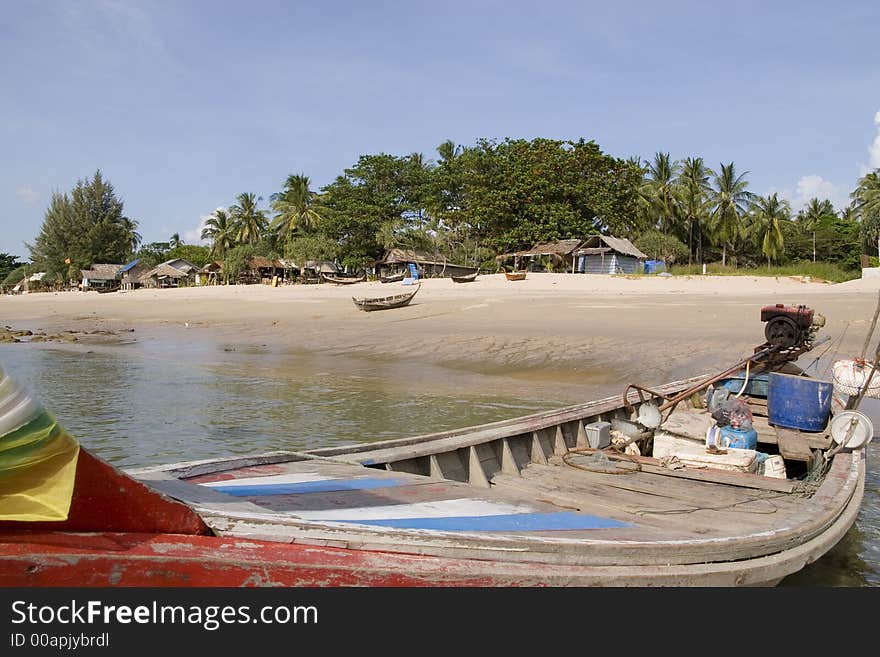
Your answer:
3,274 -> 876,385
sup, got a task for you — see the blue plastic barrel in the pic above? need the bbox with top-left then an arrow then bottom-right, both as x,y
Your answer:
767,372 -> 833,432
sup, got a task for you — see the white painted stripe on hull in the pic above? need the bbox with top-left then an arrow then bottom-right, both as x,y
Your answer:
292,498 -> 536,521
201,472 -> 327,487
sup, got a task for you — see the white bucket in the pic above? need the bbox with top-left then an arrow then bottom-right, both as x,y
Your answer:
763,455 -> 787,479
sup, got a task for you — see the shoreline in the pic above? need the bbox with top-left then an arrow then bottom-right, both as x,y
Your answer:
2,274 -> 876,391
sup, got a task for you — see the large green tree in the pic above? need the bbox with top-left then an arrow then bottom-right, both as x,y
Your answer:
748,193 -> 789,267
675,157 -> 713,264
852,169 -> 880,257
28,171 -> 138,280
797,198 -> 836,263
229,193 -> 268,246
200,208 -> 237,259
269,174 -> 324,243
708,163 -> 753,266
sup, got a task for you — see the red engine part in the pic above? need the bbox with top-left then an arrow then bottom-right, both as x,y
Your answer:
760,304 -> 814,328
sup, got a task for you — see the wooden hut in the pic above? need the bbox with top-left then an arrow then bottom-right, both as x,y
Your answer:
376,248 -> 475,279
574,236 -> 647,274
138,259 -> 198,288
80,264 -> 124,291
119,259 -> 151,290
495,239 -> 584,273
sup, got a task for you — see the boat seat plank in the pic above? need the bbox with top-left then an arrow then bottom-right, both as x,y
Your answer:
774,427 -> 817,463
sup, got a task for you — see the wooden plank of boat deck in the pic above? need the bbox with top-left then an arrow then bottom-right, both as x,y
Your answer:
511,463 -> 799,534
544,455 -> 795,507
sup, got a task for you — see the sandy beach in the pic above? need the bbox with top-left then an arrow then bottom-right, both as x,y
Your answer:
3,273 -> 877,397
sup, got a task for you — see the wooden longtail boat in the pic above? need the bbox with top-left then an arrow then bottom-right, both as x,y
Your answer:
0,304 -> 872,586
352,285 -> 419,312
505,271 -> 526,281
451,271 -> 479,283
379,272 -> 406,283
321,273 -> 366,285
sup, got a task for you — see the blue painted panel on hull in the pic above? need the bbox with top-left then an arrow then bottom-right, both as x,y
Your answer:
329,512 -> 631,532
210,477 -> 410,496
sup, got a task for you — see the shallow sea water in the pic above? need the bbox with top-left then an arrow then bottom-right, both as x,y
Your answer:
1,332 -> 876,587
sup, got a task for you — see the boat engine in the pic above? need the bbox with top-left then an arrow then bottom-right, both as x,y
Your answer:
760,303 -> 825,351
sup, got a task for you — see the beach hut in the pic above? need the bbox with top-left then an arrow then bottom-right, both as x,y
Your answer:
495,239 -> 585,273
118,259 -> 150,290
138,259 -> 197,288
574,236 -> 647,274
80,264 -> 124,290
376,248 -> 475,279
196,261 -> 223,286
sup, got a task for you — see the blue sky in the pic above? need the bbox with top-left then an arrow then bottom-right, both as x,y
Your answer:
2,0 -> 879,258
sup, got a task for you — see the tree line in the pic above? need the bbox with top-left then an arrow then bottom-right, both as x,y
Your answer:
11,139 -> 880,287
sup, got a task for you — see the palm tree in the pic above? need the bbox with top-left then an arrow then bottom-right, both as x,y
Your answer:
749,193 -> 789,267
120,217 -> 141,254
269,174 -> 323,243
169,232 -> 182,249
201,208 -> 236,259
675,157 -> 713,265
229,192 -> 267,246
797,198 -> 835,262
851,169 -> 880,258
642,152 -> 681,234
709,162 -> 753,266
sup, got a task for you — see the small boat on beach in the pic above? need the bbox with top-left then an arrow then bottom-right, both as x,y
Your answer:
379,272 -> 406,284
0,303 -> 874,587
504,270 -> 526,281
352,285 -> 419,312
321,273 -> 366,285
451,270 -> 479,283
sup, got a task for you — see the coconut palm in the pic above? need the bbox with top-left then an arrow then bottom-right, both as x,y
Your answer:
269,174 -> 323,243
169,232 -> 182,249
749,193 -> 789,267
675,157 -> 714,265
201,208 -> 236,259
229,192 -> 267,246
797,198 -> 835,262
708,162 -> 753,266
642,152 -> 681,235
851,169 -> 880,257
120,217 -> 141,254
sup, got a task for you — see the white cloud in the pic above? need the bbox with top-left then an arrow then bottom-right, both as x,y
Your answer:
869,110 -> 880,170
771,175 -> 847,214
15,187 -> 38,205
183,208 -> 225,245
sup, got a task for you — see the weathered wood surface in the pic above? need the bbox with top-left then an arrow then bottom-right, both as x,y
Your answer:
775,427 -> 817,462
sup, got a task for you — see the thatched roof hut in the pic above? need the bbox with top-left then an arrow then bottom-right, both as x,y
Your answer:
574,236 -> 647,274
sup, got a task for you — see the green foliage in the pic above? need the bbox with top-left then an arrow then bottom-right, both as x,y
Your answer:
165,244 -> 211,268
634,230 -> 689,264
455,138 -> 640,252
0,253 -> 23,283
669,261 -> 858,282
27,171 -> 139,279
135,242 -> 171,268
283,234 -> 339,265
2,264 -> 33,287
222,244 -> 256,283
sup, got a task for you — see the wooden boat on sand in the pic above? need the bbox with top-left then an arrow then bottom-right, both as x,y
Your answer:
352,284 -> 419,312
451,270 -> 479,283
0,303 -> 873,586
379,272 -> 406,283
505,270 -> 526,281
321,273 -> 366,285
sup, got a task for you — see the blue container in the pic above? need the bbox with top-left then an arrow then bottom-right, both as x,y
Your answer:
719,371 -> 770,397
767,372 -> 833,432
718,425 -> 758,450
